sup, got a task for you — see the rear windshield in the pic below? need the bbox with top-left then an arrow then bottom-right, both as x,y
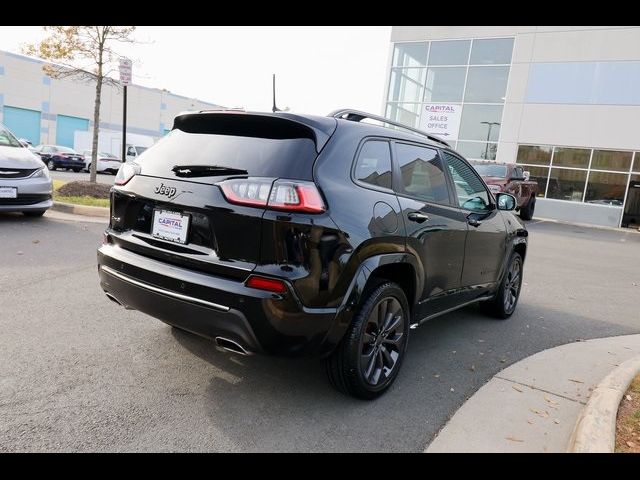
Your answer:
472,164 -> 508,177
139,129 -> 318,180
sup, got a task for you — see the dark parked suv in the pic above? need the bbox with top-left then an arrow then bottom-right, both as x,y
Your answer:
98,109 -> 528,399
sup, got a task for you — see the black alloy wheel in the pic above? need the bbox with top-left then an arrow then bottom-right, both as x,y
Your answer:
325,282 -> 409,399
480,252 -> 523,319
360,296 -> 405,386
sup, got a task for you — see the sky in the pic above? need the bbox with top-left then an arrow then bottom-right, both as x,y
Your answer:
0,26 -> 392,116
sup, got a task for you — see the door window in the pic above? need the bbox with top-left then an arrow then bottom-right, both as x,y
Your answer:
512,166 -> 524,180
443,152 -> 492,212
354,140 -> 393,190
395,143 -> 450,204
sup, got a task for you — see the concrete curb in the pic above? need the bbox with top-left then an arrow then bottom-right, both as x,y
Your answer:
532,216 -> 640,234
567,355 -> 640,453
51,201 -> 109,218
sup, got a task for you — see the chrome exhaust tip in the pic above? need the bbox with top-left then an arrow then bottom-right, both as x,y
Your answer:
215,337 -> 251,356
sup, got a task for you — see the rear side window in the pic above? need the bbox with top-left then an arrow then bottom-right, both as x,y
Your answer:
354,140 -> 392,190
395,143 -> 450,204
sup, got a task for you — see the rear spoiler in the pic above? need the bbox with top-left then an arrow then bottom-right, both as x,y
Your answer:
172,111 -> 337,153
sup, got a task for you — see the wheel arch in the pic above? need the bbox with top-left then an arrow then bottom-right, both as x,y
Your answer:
318,252 -> 421,356
513,238 -> 527,262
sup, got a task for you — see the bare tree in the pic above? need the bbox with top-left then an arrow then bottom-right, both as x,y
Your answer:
24,26 -> 136,183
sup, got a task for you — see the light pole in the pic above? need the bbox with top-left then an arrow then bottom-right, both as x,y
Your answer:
480,121 -> 500,159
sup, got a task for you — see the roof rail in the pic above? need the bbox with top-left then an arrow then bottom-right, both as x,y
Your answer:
328,109 -> 451,148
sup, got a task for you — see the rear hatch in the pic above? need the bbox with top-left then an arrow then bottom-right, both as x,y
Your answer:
109,111 -> 336,280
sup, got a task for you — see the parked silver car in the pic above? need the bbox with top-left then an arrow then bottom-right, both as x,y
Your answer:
0,123 -> 53,217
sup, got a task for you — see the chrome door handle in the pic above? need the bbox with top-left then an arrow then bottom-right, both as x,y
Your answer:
408,212 -> 429,223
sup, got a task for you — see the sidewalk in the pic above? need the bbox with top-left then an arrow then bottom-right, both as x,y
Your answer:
425,334 -> 640,453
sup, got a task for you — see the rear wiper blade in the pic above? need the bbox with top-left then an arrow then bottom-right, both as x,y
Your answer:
171,165 -> 248,177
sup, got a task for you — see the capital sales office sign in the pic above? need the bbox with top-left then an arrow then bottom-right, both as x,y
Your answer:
418,104 -> 462,141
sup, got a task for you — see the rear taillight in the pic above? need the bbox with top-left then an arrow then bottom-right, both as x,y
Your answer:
245,275 -> 288,294
219,178 -> 326,213
114,163 -> 141,186
219,179 -> 273,208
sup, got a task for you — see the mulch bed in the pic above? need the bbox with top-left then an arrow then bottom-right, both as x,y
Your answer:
616,375 -> 640,453
57,181 -> 112,199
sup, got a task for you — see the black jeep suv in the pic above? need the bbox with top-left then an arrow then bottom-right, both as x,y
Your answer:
98,109 -> 527,399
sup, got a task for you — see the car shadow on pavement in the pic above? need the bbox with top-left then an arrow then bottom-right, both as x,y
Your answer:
169,300 -> 639,452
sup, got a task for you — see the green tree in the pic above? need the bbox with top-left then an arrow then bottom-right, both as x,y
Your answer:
25,26 -> 136,183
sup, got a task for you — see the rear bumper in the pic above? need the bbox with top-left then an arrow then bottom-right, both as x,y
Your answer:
97,242 -> 339,356
99,263 -> 263,353
54,160 -> 85,168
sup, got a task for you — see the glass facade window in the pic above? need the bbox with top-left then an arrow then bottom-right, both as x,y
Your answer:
389,68 -> 426,103
547,168 -> 588,202
526,61 -> 640,106
516,144 -> 640,215
386,37 -> 514,161
459,104 -> 503,142
584,172 -> 627,206
457,141 -> 498,161
428,40 -> 470,66
590,150 -> 632,172
517,145 -> 553,166
552,148 -> 591,168
423,67 -> 466,103
631,154 -> 639,173
392,42 -> 428,68
469,38 -> 514,65
464,66 -> 510,103
522,166 -> 549,197
385,103 -> 421,128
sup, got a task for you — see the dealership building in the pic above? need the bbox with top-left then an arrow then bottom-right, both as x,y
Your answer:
384,26 -> 640,229
0,49 -> 221,150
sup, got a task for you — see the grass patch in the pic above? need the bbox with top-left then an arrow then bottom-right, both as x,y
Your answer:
52,179 -> 66,191
54,195 -> 110,208
52,180 -> 110,208
615,375 -> 640,453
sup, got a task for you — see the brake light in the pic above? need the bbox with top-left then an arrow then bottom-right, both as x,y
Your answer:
114,163 -> 141,186
245,275 -> 288,294
268,181 -> 325,213
219,178 -> 325,213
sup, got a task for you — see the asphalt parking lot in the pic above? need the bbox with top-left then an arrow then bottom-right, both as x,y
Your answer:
0,213 -> 638,452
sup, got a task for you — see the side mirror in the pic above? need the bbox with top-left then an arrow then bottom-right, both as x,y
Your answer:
496,192 -> 517,211
523,171 -> 530,181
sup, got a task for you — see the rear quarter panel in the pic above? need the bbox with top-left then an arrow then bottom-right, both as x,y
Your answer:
310,125 -> 408,307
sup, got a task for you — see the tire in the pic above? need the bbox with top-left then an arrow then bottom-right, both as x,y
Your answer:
520,195 -> 536,221
324,282 -> 409,400
480,252 -> 523,319
23,210 -> 46,217
73,168 -> 81,173
47,160 -> 56,171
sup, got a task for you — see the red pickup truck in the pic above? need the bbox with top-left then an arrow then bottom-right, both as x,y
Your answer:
470,161 -> 539,220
